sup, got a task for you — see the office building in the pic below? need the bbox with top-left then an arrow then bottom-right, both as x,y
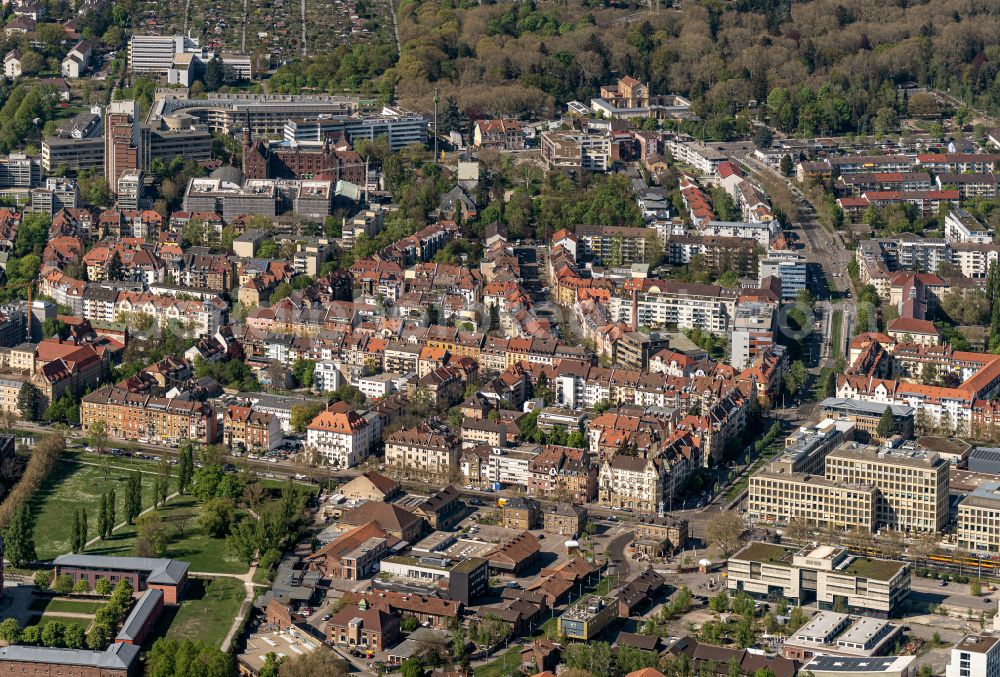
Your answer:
128,35 -> 200,74
558,595 -> 616,640
825,441 -> 950,533
42,135 -> 104,172
819,397 -> 915,444
782,611 -> 902,660
758,249 -> 808,301
105,100 -> 143,191
0,153 -> 40,188
946,633 -> 1000,677
282,108 -> 427,151
801,655 -> 915,677
29,177 -> 79,214
728,543 -> 910,617
182,177 -> 278,221
149,93 -> 360,136
957,483 -> 1000,554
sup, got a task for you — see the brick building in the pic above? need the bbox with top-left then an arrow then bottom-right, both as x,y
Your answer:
52,554 -> 189,604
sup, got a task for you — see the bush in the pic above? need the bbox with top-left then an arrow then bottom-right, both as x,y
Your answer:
95,578 -> 113,596
52,574 -> 74,595
73,579 -> 90,594
33,570 -> 52,588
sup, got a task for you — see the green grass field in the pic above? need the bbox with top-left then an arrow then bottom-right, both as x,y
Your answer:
29,598 -> 107,614
151,577 -> 245,647
30,458 -> 170,560
85,494 -> 250,575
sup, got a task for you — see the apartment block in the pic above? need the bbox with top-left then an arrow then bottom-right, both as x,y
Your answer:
728,542 -> 910,617
731,300 -> 777,370
105,100 -> 143,191
758,249 -> 808,301
80,386 -> 217,444
384,420 -> 460,478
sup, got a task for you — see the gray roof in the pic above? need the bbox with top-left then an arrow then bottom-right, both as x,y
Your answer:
116,588 -> 163,642
0,643 -> 140,669
802,655 -> 914,673
819,397 -> 914,417
53,554 -> 189,585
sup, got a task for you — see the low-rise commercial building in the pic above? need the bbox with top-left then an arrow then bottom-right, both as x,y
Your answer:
781,611 -> 902,661
558,595 -> 616,640
727,543 -> 910,617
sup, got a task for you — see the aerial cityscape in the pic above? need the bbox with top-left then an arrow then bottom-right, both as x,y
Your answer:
4,2 -> 1000,677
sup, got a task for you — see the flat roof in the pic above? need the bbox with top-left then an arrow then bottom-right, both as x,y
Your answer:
794,611 -> 849,642
955,633 -> 1000,654
838,616 -> 891,647
802,655 -> 914,673
731,542 -> 796,567
840,557 -> 907,581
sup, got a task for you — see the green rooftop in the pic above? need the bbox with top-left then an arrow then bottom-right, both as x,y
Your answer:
732,542 -> 796,567
841,557 -> 906,581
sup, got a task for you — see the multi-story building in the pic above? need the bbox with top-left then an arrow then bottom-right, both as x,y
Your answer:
542,504 -> 587,537
501,497 -> 540,530
701,220 -> 781,247
945,209 -> 994,244
223,405 -> 281,452
574,224 -> 653,265
182,177 -> 278,221
52,553 -> 189,603
749,470 -> 877,533
384,420 -> 460,478
598,455 -> 664,513
128,35 -> 200,74
731,300 -> 777,370
631,515 -> 688,556
825,441 -> 950,533
526,445 -> 597,504
281,107 -> 426,151
758,249 -> 808,301
305,403 -> 373,468
607,281 -> 739,335
558,595 -> 616,640
957,483 -> 1000,554
664,138 -> 727,175
946,633 -> 1000,677
540,131 -> 611,172
728,542 -> 910,617
81,386 -> 217,444
29,177 -> 79,214
819,397 -> 915,444
0,153 -> 40,188
105,101 -> 144,192
473,119 -> 523,150
781,611 -> 903,661
326,603 -> 400,653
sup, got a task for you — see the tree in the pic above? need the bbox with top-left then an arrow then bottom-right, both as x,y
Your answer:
709,590 -> 729,613
4,503 -> 36,566
33,570 -> 51,588
200,498 -> 236,538
125,472 -> 142,523
41,620 -> 66,648
779,154 -> 794,177
401,615 -> 420,632
86,623 -> 110,650
876,407 -> 898,439
277,647 -> 348,677
705,511 -> 746,558
136,512 -> 168,557
204,57 -> 226,91
401,658 -> 425,677
95,578 -> 113,596
107,250 -> 123,281
290,402 -> 325,433
0,618 -> 21,643
260,653 -> 285,677
787,607 -> 808,632
73,579 -> 90,594
879,530 -> 905,559
971,579 -> 982,596
87,420 -> 108,456
178,442 -> 194,494
108,488 -> 116,532
17,382 -> 44,421
64,624 -> 86,649
21,626 -> 40,645
98,493 -> 108,540
782,517 -> 813,543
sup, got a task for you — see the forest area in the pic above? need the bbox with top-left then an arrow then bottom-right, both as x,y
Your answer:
271,0 -> 1000,136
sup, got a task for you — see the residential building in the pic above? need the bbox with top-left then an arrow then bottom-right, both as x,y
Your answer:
598,455 -> 664,513
306,521 -> 395,579
502,497 -> 540,530
305,403 -> 374,468
384,420 -> 460,478
105,101 -> 143,192
731,301 -> 777,370
540,131 -> 611,172
223,405 -> 281,452
945,209 -> 994,244
575,224 -> 653,265
473,120 -> 523,150
728,543 -> 910,617
542,504 -> 587,537
946,633 -> 1000,677
337,503 -> 424,542
80,386 -> 217,445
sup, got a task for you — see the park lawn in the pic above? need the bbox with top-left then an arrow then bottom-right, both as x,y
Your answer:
26,616 -> 92,634
31,459 -> 167,560
29,598 -> 107,614
85,495 -> 250,575
156,577 -> 245,647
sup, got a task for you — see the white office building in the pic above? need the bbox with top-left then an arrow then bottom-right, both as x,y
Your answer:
946,633 -> 1000,677
128,35 -> 201,74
